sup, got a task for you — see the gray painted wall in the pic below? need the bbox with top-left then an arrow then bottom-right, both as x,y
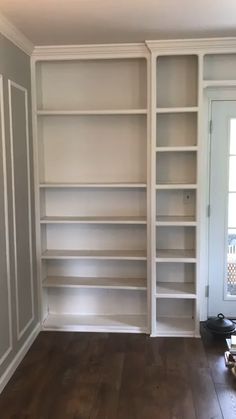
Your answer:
0,34 -> 38,383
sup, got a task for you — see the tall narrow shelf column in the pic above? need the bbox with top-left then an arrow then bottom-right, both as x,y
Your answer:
32,46 -> 151,333
146,46 -> 200,337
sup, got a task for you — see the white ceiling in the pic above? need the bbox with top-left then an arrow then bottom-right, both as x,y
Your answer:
0,0 -> 236,46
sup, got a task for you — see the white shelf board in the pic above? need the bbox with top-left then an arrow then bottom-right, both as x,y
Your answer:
37,109 -> 148,116
156,107 -> 198,114
156,249 -> 196,263
42,249 -> 147,260
156,146 -> 198,152
156,282 -> 196,299
203,80 -> 236,88
40,216 -> 147,225
156,183 -> 197,190
155,317 -> 195,337
39,182 -> 147,189
43,276 -> 147,290
156,216 -> 196,226
43,313 -> 147,333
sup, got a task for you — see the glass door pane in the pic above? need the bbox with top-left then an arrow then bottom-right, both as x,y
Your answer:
227,120 -> 236,296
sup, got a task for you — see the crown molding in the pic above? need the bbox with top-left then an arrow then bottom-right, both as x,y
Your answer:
32,43 -> 148,60
0,12 -> 34,55
145,37 -> 236,54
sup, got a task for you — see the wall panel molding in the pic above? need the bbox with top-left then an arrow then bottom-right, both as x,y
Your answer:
8,79 -> 34,340
0,75 -> 13,366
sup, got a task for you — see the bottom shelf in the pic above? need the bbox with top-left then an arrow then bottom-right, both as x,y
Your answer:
155,317 -> 195,337
43,313 -> 147,333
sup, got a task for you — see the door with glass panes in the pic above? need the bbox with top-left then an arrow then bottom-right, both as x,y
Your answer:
208,101 -> 236,317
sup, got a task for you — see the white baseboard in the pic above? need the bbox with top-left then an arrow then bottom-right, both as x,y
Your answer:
0,322 -> 41,394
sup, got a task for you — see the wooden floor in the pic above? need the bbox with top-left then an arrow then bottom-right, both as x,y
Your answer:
0,328 -> 236,419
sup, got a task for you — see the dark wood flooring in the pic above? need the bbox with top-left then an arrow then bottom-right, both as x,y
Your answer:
0,328 -> 236,419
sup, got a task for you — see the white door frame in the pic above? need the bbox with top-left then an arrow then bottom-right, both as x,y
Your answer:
204,87 -> 236,318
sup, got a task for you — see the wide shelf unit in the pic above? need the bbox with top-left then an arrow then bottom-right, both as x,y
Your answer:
34,54 -> 149,333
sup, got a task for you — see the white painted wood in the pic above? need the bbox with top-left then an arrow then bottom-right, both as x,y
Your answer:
37,109 -> 148,115
43,276 -> 146,290
43,189 -> 146,217
203,80 -> 236,88
156,146 -> 198,152
40,182 -> 147,189
156,183 -> 197,189
46,259 -> 147,282
204,54 -> 236,80
47,287 -> 146,315
156,216 -> 196,226
43,314 -> 146,333
38,114 -> 147,183
156,262 -> 195,283
156,107 -> 198,113
42,249 -> 147,260
44,224 -> 146,251
156,151 -> 196,184
8,80 -> 34,341
156,282 -> 196,298
156,190 -> 196,218
156,112 -> 197,147
156,249 -> 196,262
155,317 -> 195,337
40,216 -> 147,224
33,44 -> 148,59
156,55 -> 198,108
0,75 -> 12,366
36,59 -> 147,111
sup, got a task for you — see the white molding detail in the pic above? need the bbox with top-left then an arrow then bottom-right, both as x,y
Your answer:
0,323 -> 40,394
0,75 -> 13,367
8,79 -> 35,341
32,43 -> 148,60
146,37 -> 236,54
0,12 -> 33,56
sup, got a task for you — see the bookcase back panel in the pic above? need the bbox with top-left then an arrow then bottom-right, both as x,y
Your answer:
156,263 -> 195,283
45,259 -> 146,278
156,152 -> 196,184
156,226 -> 195,251
156,190 -> 196,217
156,55 -> 198,108
156,298 -> 194,318
42,189 -> 146,217
36,59 -> 147,110
156,113 -> 197,147
38,115 -> 147,183
45,224 -> 146,251
204,54 -> 236,80
47,288 -> 146,315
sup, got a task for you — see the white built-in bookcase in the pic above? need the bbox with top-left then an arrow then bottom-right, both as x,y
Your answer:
32,40 -> 236,337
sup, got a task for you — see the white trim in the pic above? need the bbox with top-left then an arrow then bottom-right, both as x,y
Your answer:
0,323 -> 40,394
146,37 -> 236,54
32,43 -> 148,60
0,75 -> 13,366
8,79 -> 35,340
0,11 -> 33,56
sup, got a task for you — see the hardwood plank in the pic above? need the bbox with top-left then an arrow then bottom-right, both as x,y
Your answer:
189,367 -> 223,419
215,383 -> 236,419
0,331 -> 229,419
